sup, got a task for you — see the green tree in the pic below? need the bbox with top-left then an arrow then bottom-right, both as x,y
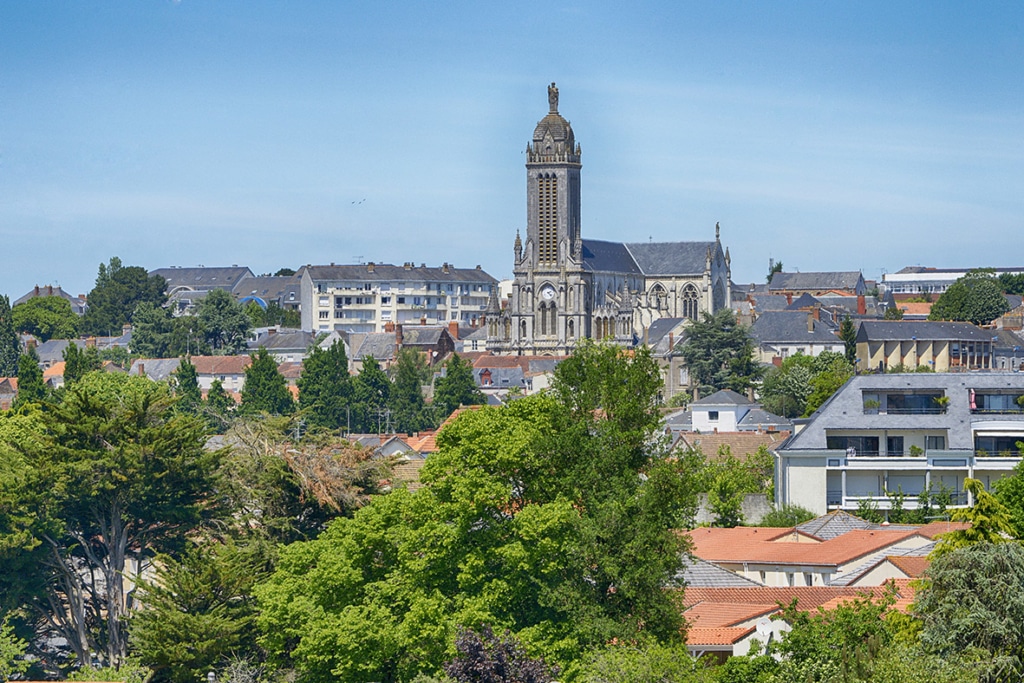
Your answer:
256,343 -> 696,681
4,373 -> 219,669
767,260 -> 783,284
297,340 -> 353,430
679,309 -> 761,398
351,356 -> 391,433
759,504 -> 816,527
839,314 -> 857,365
932,478 -> 1014,556
171,357 -> 202,416
708,472 -> 744,527
929,270 -> 1010,326
205,379 -> 234,430
915,542 -> 1024,680
759,354 -> 814,418
13,350 -> 46,409
390,347 -> 430,432
198,289 -> 250,355
62,342 -> 102,385
998,272 -> 1024,296
129,540 -> 271,683
804,351 -> 854,416
240,348 -> 293,416
0,296 -> 22,378
0,615 -> 29,681
81,257 -> 167,337
432,354 -> 484,419
883,306 -> 905,320
11,296 -> 79,342
578,642 -> 705,683
995,459 -> 1024,539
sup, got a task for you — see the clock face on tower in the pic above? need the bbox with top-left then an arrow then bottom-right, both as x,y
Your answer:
541,285 -> 556,301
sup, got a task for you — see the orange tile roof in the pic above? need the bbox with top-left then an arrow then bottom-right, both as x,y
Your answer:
682,585 -> 904,611
190,355 -> 252,375
687,527 -> 922,567
685,602 -> 778,628
898,302 -> 933,316
914,521 -> 970,539
43,361 -> 65,378
0,377 -> 18,391
885,555 -> 930,578
680,431 -> 790,459
686,626 -> 754,646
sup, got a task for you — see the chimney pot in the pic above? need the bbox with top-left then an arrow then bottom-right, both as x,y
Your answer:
395,324 -> 404,347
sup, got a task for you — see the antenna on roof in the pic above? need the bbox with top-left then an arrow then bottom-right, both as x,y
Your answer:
353,256 -> 364,264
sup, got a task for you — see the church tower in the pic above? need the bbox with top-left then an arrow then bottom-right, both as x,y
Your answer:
490,83 -> 588,355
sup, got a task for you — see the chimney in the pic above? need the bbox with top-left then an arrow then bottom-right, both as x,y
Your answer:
26,339 -> 36,351
420,316 -> 427,325
384,321 -> 395,333
857,295 -> 867,315
46,285 -> 54,295
668,332 -> 674,351
34,285 -> 40,296
807,312 -> 815,333
86,337 -> 96,349
786,292 -> 793,305
268,328 -> 277,336
442,262 -> 450,274
448,320 -> 459,340
813,303 -> 821,321
395,324 -> 404,347
138,363 -> 145,377
122,323 -> 132,336
404,262 -> 412,270
367,262 -> 375,273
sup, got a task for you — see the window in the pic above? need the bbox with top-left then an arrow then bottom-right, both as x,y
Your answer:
804,572 -> 813,586
381,296 -> 391,305
887,436 -> 904,457
319,311 -> 329,319
538,175 -> 558,264
708,411 -> 719,421
926,435 -> 946,451
397,297 -> 406,304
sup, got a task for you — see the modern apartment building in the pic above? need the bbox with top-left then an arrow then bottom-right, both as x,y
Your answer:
298,262 -> 497,333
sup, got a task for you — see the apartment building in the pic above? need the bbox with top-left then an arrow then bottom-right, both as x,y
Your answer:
298,262 -> 497,333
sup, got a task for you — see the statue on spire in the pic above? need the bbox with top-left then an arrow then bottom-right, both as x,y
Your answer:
548,82 -> 559,113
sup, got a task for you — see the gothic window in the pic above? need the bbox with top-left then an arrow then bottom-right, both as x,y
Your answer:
567,319 -> 575,339
681,285 -> 700,321
649,284 -> 667,309
549,305 -> 557,336
539,306 -> 547,336
519,319 -> 527,340
538,175 -> 558,264
568,286 -> 575,311
504,319 -> 511,341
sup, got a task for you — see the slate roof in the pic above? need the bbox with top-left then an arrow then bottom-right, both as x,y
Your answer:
129,358 -> 182,382
693,389 -> 753,406
152,266 -> 255,293
352,333 -> 397,362
855,320 -> 993,343
299,263 -> 497,285
14,285 -> 88,314
785,293 -> 820,309
677,556 -> 763,588
400,326 -> 446,346
737,408 -> 793,432
232,275 -> 300,305
769,271 -> 863,292
624,241 -> 717,276
249,329 -> 316,352
781,373 -> 1024,451
646,317 -> 687,353
580,239 -> 643,275
749,295 -> 793,312
750,311 -> 841,345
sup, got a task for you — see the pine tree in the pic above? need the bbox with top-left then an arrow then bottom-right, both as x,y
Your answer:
172,357 -> 202,415
433,353 -> 484,419
297,340 -> 353,430
390,347 -> 429,433
13,350 -> 46,408
63,343 -> 102,385
351,356 -> 391,433
205,378 -> 233,427
839,314 -> 857,365
0,295 -> 22,377
240,348 -> 294,416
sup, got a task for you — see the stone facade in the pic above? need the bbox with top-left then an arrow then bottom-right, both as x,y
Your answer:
487,83 -> 732,356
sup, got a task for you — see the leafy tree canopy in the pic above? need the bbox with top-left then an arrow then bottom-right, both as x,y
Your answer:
433,353 -> 484,420
297,340 -> 353,430
81,257 -> 167,337
929,270 -> 1010,326
679,309 -> 762,398
240,348 -> 294,416
255,342 -> 697,682
11,296 -> 79,342
198,289 -> 250,355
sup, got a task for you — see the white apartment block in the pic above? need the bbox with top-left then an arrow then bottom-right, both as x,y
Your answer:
299,262 -> 498,333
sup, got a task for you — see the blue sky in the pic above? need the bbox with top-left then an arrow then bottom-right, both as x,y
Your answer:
1,1 -> 1022,300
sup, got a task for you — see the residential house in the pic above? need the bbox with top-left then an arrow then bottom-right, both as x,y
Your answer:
774,373 -> 1024,515
768,271 -> 867,298
0,378 -> 17,410
14,285 -> 88,316
299,262 -> 497,333
150,266 -> 255,316
189,355 -> 252,394
855,320 -> 1002,372
232,274 -> 301,311
749,310 -> 846,364
248,327 -> 317,363
642,317 -> 691,403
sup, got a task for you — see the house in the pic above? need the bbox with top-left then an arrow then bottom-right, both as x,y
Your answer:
232,274 -> 301,311
774,373 -> 1024,515
642,317 -> 691,403
668,389 -> 792,436
0,378 -> 17,410
129,358 -> 182,382
189,355 -> 252,393
347,324 -> 456,373
749,310 -> 846,364
14,285 -> 88,316
298,262 -> 497,333
248,327 -> 317,363
150,266 -> 256,315
855,320 -> 1002,372
768,271 -> 867,298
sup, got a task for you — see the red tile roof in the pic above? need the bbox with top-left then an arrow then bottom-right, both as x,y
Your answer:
687,527 -> 924,567
190,355 -> 252,375
687,626 -> 755,646
683,584 -> 905,611
885,555 -> 930,578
